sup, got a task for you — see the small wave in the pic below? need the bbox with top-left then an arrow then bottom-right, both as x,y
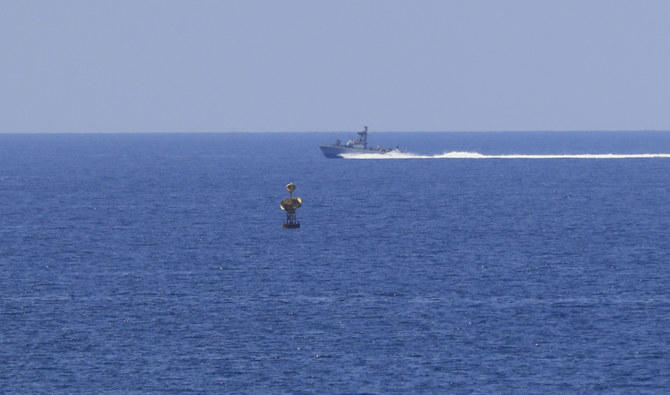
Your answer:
341,151 -> 670,160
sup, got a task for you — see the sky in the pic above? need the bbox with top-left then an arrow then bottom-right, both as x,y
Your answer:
2,0 -> 670,133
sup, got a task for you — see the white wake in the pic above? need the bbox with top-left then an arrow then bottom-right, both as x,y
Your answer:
340,151 -> 670,160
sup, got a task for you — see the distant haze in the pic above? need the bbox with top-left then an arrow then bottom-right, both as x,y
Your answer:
2,0 -> 670,133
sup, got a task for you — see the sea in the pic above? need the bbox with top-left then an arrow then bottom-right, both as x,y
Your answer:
1,131 -> 669,393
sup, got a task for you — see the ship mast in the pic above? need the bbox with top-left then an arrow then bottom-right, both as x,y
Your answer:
357,126 -> 368,149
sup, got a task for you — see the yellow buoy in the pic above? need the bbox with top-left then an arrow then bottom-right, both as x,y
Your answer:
281,183 -> 302,228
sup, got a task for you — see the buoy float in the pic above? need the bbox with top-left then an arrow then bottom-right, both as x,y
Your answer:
280,183 -> 302,228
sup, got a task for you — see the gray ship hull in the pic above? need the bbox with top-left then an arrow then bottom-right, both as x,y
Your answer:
319,144 -> 368,158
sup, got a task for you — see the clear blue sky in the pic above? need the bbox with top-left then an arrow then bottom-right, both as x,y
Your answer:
2,0 -> 670,132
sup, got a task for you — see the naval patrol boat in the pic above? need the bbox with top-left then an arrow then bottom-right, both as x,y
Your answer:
319,127 -> 402,158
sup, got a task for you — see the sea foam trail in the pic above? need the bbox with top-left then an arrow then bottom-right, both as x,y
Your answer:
340,151 -> 670,160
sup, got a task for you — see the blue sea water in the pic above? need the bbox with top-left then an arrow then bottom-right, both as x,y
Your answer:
1,131 -> 670,393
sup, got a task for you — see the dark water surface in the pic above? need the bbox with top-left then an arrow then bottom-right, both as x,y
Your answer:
1,132 -> 669,392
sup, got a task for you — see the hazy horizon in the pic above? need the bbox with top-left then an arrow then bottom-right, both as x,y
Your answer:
4,129 -> 670,135
3,1 -> 670,133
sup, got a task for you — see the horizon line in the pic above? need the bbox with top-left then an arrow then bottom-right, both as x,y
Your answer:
1,129 -> 670,134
